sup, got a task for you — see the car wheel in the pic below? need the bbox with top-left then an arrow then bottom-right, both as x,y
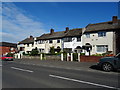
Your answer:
102,63 -> 113,72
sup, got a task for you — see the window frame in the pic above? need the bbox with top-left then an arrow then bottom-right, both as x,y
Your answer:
96,45 -> 108,52
49,40 -> 53,43
64,37 -> 72,42
86,33 -> 90,38
98,31 -> 106,37
77,37 -> 81,42
57,39 -> 60,43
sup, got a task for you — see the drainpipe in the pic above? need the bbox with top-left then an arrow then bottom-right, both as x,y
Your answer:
113,31 -> 116,55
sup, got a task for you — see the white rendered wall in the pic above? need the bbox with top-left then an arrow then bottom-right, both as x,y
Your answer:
64,37 -> 82,51
82,31 -> 114,54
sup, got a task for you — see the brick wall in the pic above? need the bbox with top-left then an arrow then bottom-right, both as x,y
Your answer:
0,46 -> 16,55
80,56 -> 104,62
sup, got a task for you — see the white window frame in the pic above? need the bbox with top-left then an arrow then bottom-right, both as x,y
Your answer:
98,31 -> 106,37
86,33 -> 90,38
96,45 -> 108,52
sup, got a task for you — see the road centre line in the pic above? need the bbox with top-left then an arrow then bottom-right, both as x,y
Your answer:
11,67 -> 33,73
49,74 -> 118,89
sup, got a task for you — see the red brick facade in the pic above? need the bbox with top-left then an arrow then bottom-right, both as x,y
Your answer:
0,46 -> 16,55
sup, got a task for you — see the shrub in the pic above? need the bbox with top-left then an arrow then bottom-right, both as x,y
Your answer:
92,53 -> 103,56
30,48 -> 39,56
73,53 -> 78,61
102,51 -> 113,56
63,52 -> 67,61
7,53 -> 14,57
49,46 -> 55,54
80,53 -> 85,56
22,52 -> 26,55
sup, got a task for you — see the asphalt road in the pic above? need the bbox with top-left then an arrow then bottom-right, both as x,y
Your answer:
2,60 -> 120,89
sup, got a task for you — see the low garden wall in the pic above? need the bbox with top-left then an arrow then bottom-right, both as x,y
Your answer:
22,55 -> 40,59
80,56 -> 104,62
46,55 -> 61,60
22,54 -> 104,62
22,55 -> 61,60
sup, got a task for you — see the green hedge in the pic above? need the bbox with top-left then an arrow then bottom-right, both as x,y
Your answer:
73,53 -> 78,61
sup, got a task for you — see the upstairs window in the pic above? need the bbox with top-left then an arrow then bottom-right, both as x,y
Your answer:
49,40 -> 53,43
77,37 -> 81,42
27,44 -> 29,47
57,39 -> 60,43
32,44 -> 34,47
64,37 -> 72,42
86,33 -> 90,38
98,31 -> 106,37
38,40 -> 44,44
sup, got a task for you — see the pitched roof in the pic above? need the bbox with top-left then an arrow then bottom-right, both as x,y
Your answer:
0,42 -> 17,47
18,36 -> 34,44
85,20 -> 120,33
36,28 -> 82,40
36,31 -> 66,40
65,28 -> 82,37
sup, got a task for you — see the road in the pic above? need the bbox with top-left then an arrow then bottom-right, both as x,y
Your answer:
2,59 -> 120,89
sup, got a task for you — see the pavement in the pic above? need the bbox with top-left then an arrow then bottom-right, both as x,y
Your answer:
2,59 -> 120,89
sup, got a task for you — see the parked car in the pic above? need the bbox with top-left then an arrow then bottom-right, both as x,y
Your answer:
0,55 -> 14,61
97,53 -> 120,72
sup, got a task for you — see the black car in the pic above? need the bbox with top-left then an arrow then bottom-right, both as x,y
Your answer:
98,53 -> 120,72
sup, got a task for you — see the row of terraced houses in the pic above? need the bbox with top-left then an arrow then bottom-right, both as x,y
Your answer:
17,16 -> 120,55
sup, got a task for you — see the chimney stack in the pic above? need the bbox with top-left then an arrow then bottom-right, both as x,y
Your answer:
30,35 -> 33,38
112,16 -> 118,24
50,28 -> 54,34
65,27 -> 69,33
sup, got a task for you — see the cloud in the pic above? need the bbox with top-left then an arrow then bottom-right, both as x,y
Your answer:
2,2 -> 47,43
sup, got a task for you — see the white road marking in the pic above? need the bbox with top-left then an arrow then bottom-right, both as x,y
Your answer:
11,67 -> 33,73
49,74 -> 118,89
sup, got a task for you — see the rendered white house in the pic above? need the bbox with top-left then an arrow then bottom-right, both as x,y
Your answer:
17,36 -> 34,54
82,16 -> 119,55
17,16 -> 120,55
34,28 -> 64,53
62,28 -> 83,53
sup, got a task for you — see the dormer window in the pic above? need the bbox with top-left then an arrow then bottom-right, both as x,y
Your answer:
98,31 -> 106,37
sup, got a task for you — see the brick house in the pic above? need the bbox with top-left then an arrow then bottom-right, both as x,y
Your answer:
0,42 -> 17,55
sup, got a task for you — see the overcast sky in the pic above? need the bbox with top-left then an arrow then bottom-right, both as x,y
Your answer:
1,2 -> 118,43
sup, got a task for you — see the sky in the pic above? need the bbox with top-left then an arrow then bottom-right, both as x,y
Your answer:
1,2 -> 118,43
